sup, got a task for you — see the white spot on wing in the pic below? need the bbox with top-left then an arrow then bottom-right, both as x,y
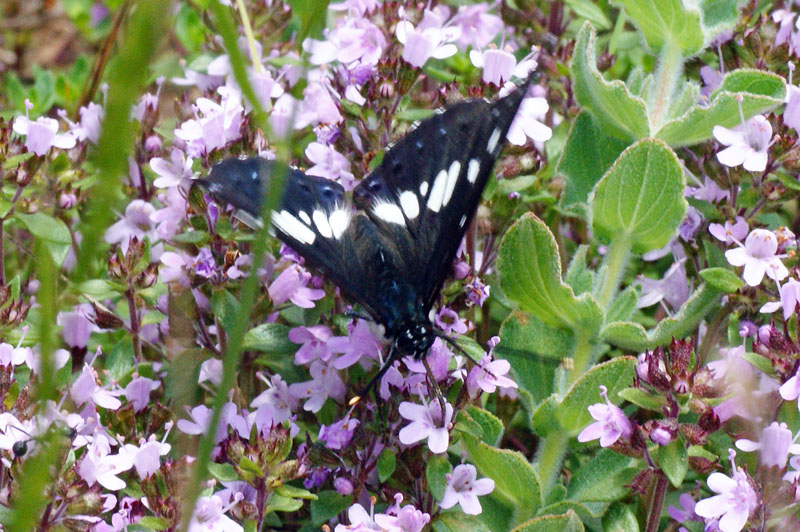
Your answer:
373,202 -> 406,225
312,209 -> 332,238
442,160 -> 461,206
467,158 -> 481,184
328,208 -> 351,239
426,169 -> 448,212
298,211 -> 311,225
459,214 -> 467,227
399,191 -> 419,219
487,127 -> 501,153
271,210 -> 316,245
419,181 -> 429,196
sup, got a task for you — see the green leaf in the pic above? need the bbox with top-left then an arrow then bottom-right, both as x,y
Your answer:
557,357 -> 637,433
655,436 -> 688,487
462,406 -> 504,446
309,491 -> 352,527
617,387 -> 668,411
511,510 -> 585,532
567,448 -> 638,502
656,69 -> 785,147
463,436 -> 542,524
699,267 -> 743,293
207,462 -> 239,482
607,286 -> 639,323
136,516 -> 170,530
265,494 -> 303,513
497,214 -> 603,332
377,448 -> 396,482
590,138 -> 686,254
211,289 -> 242,331
742,351 -> 775,376
564,0 -> 612,29
242,323 -> 297,354
14,213 -> 72,265
601,283 -> 723,351
613,0 -> 703,55
571,23 -> 649,142
274,484 -> 317,500
426,455 -> 451,501
73,279 -> 123,300
602,502 -> 640,532
288,0 -> 329,41
433,511 -> 493,532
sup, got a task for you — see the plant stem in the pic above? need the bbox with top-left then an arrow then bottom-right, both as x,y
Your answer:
645,472 -> 669,532
535,430 -> 568,496
568,329 -> 593,387
649,41 -> 684,132
235,0 -> 263,74
596,237 -> 631,310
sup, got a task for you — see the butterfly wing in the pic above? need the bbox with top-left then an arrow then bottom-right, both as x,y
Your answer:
353,80 -> 530,311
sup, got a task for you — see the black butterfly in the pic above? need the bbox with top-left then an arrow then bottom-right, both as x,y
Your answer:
199,78 -> 531,401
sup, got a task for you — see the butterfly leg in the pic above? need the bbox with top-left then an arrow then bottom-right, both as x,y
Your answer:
348,343 -> 400,407
422,357 -> 447,419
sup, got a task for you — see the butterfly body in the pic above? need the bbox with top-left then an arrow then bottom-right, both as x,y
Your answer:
199,77 -> 532,395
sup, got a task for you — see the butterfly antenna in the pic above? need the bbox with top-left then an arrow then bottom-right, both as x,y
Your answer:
434,330 -> 470,358
348,344 -> 399,406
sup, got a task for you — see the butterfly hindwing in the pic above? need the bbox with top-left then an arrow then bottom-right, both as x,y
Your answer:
353,81 -> 529,310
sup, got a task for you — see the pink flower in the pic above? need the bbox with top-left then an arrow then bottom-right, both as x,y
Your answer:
150,149 -> 194,189
713,114 -> 772,172
505,96 -> 552,146
329,319 -> 382,369
289,324 -> 335,364
439,464 -> 494,515
78,438 -> 134,491
124,376 -> 160,412
318,415 -> 359,450
398,397 -> 453,453
725,228 -> 789,286
120,434 -> 171,479
466,355 -> 518,398
395,14 -> 460,68
780,366 -> 800,408
305,142 -> 355,189
735,421 -> 800,468
577,385 -> 632,447
187,495 -> 243,532
174,89 -> 244,155
450,4 -> 504,49
71,364 -> 123,410
709,217 -> 748,244
12,100 -> 76,155
289,359 -> 346,412
685,177 -> 730,203
268,265 -> 326,308
104,199 -> 158,255
695,450 -> 759,532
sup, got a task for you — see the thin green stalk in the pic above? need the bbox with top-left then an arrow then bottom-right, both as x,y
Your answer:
596,236 -> 631,310
535,430 -> 569,496
235,0 -> 264,74
648,41 -> 684,132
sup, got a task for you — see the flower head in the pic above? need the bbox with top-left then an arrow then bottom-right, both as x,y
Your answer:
577,385 -> 632,447
398,396 -> 453,454
439,464 -> 494,515
12,100 -> 76,156
725,228 -> 789,286
713,114 -> 772,172
694,450 -> 759,532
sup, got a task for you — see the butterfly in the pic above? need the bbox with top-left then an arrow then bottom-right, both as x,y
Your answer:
199,77 -> 531,402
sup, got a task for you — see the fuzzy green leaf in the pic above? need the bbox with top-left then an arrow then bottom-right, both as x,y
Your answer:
511,510 -> 585,532
699,267 -> 744,293
613,0 -> 703,55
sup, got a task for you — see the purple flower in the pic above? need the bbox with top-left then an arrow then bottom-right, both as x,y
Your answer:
328,0 -> 379,16
685,177 -> 730,203
177,403 -> 246,443
297,82 -> 343,128
505,96 -> 552,146
470,45 -> 537,88
439,464 -> 495,515
71,364 -> 123,410
780,366 -> 800,408
124,376 -> 160,412
395,15 -> 459,68
268,265 -> 326,308
577,385 -> 632,447
319,415 -> 359,450
304,17 -> 386,67
250,373 -> 297,424
12,100 -> 76,155
785,83 -> 800,132
151,186 -> 188,241
330,319 -> 382,369
466,355 -> 518,398
709,217 -> 748,244
150,149 -> 194,189
464,276 -> 491,307
398,397 -> 454,454
450,4 -> 504,49
668,493 -> 702,525
700,65 -> 723,98
678,205 -> 704,241
713,114 -> 772,172
289,325 -> 335,364
695,450 -> 759,532
174,89 -> 244,155
120,434 -> 171,479
193,247 -> 217,279
434,307 -> 468,336
78,438 -> 134,491
735,421 -> 800,468
725,228 -> 789,286
289,359 -> 346,412
305,142 -> 355,189
187,495 -> 243,532
635,259 -> 689,310
159,251 -> 192,286
104,199 -> 157,254
333,477 -> 353,495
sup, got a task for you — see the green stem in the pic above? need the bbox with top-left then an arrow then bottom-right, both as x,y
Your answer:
568,329 -> 593,387
535,430 -> 568,497
648,41 -> 684,132
235,0 -> 263,74
596,237 -> 631,310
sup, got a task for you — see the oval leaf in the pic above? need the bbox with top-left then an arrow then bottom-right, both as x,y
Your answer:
590,138 -> 686,254
699,267 -> 744,293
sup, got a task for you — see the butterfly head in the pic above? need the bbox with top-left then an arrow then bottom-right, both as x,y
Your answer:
396,320 -> 436,360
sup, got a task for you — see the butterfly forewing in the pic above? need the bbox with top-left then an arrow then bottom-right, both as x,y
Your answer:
353,82 -> 530,310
